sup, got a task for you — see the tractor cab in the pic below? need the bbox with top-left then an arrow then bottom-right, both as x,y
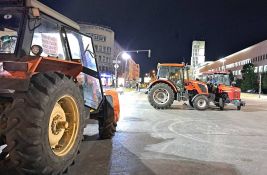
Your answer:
156,63 -> 189,91
0,0 -> 103,109
0,0 -> 81,59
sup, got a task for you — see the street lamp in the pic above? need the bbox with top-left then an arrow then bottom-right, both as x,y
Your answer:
122,52 -> 131,60
114,49 -> 151,89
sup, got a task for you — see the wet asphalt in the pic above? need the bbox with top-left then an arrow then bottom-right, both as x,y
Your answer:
1,91 -> 267,175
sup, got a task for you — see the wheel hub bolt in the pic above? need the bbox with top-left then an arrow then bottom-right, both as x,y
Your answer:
56,121 -> 69,129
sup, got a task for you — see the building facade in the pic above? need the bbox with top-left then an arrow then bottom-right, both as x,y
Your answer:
191,41 -> 206,78
127,59 -> 140,81
120,58 -> 140,87
199,40 -> 267,78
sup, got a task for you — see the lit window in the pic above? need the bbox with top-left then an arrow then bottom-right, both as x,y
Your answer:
259,66 -> 263,73
254,67 -> 258,73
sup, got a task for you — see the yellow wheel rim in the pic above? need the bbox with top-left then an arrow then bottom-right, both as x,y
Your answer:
48,95 -> 80,157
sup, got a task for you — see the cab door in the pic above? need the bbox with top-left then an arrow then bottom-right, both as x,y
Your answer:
64,28 -> 103,110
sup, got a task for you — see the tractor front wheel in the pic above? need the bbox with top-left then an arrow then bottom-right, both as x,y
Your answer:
193,95 -> 209,110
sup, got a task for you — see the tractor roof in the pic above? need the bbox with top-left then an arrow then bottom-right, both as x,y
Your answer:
26,0 -> 80,30
158,63 -> 185,67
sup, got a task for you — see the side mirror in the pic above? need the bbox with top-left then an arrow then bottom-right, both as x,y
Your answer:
31,45 -> 43,56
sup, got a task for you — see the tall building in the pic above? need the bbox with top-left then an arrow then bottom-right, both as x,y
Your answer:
191,41 -> 205,78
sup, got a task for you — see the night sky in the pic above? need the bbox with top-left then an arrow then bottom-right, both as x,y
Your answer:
40,0 -> 267,75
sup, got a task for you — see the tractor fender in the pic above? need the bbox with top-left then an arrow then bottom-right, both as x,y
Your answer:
105,90 -> 120,122
148,79 -> 178,93
0,57 -> 83,92
191,94 -> 209,102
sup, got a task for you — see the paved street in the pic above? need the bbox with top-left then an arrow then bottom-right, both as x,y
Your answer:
1,91 -> 267,175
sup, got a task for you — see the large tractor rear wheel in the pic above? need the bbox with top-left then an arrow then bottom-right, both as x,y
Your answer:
193,95 -> 209,111
148,83 -> 174,109
3,72 -> 85,175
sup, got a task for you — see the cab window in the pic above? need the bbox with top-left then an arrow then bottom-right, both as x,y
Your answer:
31,17 -> 66,59
169,67 -> 183,83
0,12 -> 22,54
81,35 -> 97,71
65,30 -> 81,59
158,66 -> 169,79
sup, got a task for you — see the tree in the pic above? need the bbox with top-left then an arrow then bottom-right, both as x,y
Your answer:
236,78 -> 242,88
241,63 -> 257,91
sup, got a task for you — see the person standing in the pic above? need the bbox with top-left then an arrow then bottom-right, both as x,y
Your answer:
136,82 -> 139,91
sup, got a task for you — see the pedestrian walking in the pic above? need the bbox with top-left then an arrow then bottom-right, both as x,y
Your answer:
136,82 -> 139,91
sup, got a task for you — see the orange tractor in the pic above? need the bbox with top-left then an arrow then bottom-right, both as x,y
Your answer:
147,63 -> 210,110
0,0 -> 120,174
199,71 -> 245,110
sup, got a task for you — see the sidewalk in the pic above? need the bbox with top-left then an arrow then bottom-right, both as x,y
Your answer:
241,93 -> 267,100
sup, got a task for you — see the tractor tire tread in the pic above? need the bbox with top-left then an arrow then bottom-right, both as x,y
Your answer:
3,72 -> 85,175
193,95 -> 209,111
148,83 -> 174,109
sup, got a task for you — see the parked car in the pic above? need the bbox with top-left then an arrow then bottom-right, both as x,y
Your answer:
246,89 -> 259,93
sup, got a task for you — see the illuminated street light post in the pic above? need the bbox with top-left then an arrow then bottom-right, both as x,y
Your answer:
114,49 -> 151,89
